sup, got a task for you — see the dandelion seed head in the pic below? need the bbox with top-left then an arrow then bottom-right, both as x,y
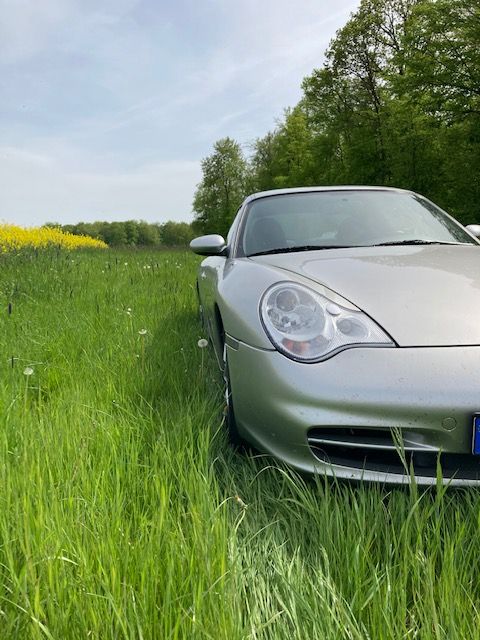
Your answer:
139,329 -> 147,336
197,338 -> 208,349
234,495 -> 247,509
23,367 -> 34,376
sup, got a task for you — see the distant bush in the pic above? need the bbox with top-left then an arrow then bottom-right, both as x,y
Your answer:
45,220 -> 196,248
160,221 -> 195,247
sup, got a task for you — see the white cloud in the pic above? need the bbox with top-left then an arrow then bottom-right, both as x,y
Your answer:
0,0 -> 76,62
0,0 -> 360,225
0,146 -> 200,225
0,0 -> 143,62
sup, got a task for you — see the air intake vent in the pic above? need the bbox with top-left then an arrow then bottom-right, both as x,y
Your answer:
307,427 -> 480,480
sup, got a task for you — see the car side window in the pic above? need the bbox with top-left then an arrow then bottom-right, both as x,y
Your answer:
227,206 -> 243,248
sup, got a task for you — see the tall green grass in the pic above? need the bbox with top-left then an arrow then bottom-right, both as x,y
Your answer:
1,248 -> 480,639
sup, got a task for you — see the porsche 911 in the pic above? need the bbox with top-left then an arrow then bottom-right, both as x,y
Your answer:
191,187 -> 480,485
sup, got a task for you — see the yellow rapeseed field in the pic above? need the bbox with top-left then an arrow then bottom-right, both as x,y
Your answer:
0,224 -> 107,251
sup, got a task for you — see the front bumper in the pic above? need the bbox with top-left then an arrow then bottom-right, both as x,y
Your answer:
226,340 -> 480,485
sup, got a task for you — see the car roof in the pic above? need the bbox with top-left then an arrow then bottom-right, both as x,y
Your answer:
243,185 -> 414,204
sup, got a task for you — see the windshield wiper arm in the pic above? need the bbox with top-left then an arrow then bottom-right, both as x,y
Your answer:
248,245 -> 351,257
369,239 -> 463,247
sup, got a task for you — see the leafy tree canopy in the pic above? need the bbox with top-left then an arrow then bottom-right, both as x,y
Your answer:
194,0 -> 480,230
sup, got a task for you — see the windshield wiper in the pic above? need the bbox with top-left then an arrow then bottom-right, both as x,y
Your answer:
248,240 -> 467,256
248,245 -> 351,257
369,239 -> 464,247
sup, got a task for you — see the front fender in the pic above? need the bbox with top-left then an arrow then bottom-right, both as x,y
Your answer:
214,257 -> 363,351
215,260 -> 275,350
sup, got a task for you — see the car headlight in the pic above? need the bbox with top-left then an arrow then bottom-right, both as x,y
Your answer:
260,282 -> 393,362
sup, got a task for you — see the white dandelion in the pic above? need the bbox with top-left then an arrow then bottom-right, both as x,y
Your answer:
23,366 -> 34,410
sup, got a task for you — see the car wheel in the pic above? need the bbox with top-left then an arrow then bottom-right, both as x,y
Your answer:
223,344 -> 243,447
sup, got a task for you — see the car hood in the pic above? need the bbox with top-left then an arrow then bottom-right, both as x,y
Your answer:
250,245 -> 480,347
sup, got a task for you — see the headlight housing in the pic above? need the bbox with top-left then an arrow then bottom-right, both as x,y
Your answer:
260,282 -> 393,362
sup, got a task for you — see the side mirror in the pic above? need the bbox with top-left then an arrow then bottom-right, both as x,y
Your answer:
190,234 -> 228,256
465,224 -> 480,238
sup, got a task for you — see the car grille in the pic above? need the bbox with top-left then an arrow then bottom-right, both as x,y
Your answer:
307,427 -> 480,480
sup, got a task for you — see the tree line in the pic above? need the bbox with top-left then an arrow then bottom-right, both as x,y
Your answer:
45,220 -> 196,248
193,0 -> 480,237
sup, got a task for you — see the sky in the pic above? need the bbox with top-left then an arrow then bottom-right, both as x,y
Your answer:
0,0 -> 359,226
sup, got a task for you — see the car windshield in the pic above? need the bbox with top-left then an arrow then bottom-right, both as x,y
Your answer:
241,190 -> 477,257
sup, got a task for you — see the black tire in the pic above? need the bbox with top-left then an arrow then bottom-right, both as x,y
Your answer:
223,344 -> 243,447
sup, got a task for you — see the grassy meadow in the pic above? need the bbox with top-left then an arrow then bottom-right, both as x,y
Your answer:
2,247 -> 480,639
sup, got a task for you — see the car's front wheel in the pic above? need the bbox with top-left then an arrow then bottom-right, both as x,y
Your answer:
223,344 -> 243,447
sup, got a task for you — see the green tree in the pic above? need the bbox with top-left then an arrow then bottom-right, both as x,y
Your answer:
193,138 -> 248,237
399,0 -> 480,121
124,220 -> 140,246
160,221 -> 195,246
100,222 -> 128,246
271,107 -> 316,188
250,131 -> 281,192
136,221 -> 159,246
193,0 -> 480,225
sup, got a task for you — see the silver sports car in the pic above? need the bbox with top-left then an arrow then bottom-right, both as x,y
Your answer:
191,187 -> 480,485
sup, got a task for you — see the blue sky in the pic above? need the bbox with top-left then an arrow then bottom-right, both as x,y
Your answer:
0,0 -> 359,225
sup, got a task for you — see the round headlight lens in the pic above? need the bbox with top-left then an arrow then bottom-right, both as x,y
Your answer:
260,282 -> 393,362
336,316 -> 369,339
